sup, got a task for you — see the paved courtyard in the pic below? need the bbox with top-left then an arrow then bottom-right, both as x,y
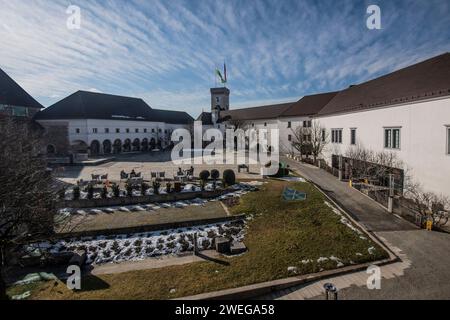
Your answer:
260,158 -> 450,300
54,151 -> 264,184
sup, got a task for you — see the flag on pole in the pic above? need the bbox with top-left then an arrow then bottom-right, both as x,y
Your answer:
224,63 -> 227,83
215,68 -> 226,84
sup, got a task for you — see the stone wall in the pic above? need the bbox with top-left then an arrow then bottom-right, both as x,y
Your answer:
61,189 -> 228,208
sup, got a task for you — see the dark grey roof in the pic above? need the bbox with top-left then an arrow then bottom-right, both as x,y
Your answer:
280,91 -> 338,117
0,68 -> 43,109
196,112 -> 213,125
34,90 -> 193,124
318,52 -> 450,116
219,102 -> 294,122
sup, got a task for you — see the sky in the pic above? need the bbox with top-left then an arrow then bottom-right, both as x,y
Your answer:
1,0 -> 449,117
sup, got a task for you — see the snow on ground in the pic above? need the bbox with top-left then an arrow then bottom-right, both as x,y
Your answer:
323,201 -> 363,235
29,220 -> 247,265
279,177 -> 306,182
59,182 -> 259,216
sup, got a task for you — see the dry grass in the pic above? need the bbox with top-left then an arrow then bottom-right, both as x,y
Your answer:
8,180 -> 388,300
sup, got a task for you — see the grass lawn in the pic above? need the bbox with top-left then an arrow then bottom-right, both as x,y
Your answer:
57,201 -> 228,233
8,179 -> 388,300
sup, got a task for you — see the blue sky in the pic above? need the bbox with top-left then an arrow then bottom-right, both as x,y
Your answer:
1,0 -> 449,117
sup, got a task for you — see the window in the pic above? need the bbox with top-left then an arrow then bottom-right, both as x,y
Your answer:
321,129 -> 326,142
135,128 -> 139,133
331,129 -> 342,143
92,128 -> 98,133
303,120 -> 312,128
287,121 -> 291,128
75,128 -> 80,134
164,129 -> 168,134
158,129 -> 162,133
126,128 -> 130,133
264,122 -> 267,127
384,128 -> 401,149
350,128 -> 356,145
105,128 -> 109,133
12,106 -> 28,116
216,97 -> 220,103
446,126 -> 450,155
144,128 -> 147,133
116,128 -> 120,133
152,128 -> 155,133
252,123 -> 255,127
288,134 -> 292,142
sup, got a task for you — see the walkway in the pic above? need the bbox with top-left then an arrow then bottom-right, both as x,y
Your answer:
259,157 -> 450,300
282,157 -> 416,232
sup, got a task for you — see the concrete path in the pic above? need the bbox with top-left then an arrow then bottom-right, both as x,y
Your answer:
282,157 -> 416,232
259,158 -> 450,300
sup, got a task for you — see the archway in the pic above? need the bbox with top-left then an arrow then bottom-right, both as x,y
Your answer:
113,139 -> 122,153
103,140 -> 112,154
132,138 -> 140,151
71,140 -> 88,154
90,140 -> 101,156
141,138 -> 149,151
46,144 -> 56,155
123,139 -> 131,152
150,138 -> 156,150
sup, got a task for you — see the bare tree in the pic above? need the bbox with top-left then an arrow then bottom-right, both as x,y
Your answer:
0,118 -> 59,299
310,120 -> 329,163
227,118 -> 248,130
290,125 -> 311,159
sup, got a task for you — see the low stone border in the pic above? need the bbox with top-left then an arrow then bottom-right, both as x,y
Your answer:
175,177 -> 399,300
55,214 -> 247,240
60,189 -> 229,209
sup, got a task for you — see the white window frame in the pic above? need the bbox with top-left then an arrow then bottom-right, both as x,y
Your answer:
446,125 -> 450,155
331,129 -> 342,144
350,128 -> 357,145
384,127 -> 401,150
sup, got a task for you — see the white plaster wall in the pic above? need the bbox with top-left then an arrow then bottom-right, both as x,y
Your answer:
316,97 -> 450,197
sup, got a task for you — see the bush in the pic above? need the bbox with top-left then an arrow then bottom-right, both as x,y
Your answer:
152,181 -> 161,195
174,182 -> 181,193
211,169 -> 220,180
86,184 -> 94,200
125,183 -> 133,197
101,186 -> 108,199
112,184 -> 120,198
166,182 -> 172,193
73,186 -> 80,200
141,182 -> 150,195
223,169 -> 236,186
199,170 -> 210,182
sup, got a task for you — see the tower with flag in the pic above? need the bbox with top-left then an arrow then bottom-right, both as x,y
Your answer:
210,62 -> 230,124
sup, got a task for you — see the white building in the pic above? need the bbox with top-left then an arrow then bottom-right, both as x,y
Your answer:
35,90 -> 193,157
203,52 -> 450,197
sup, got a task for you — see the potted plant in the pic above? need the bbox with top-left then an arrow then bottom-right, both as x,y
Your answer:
211,169 -> 220,190
86,184 -> 94,200
199,170 -> 210,188
166,182 -> 172,193
141,182 -> 150,195
125,183 -> 133,197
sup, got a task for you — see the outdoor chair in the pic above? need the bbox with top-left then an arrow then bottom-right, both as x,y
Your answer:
100,174 -> 108,180
159,172 -> 165,181
120,172 -> 129,180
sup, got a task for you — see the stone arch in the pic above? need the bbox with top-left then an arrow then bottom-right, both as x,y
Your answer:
71,140 -> 88,154
132,138 -> 140,151
90,140 -> 101,156
113,139 -> 122,153
46,144 -> 56,155
141,138 -> 149,151
103,140 -> 112,154
123,139 -> 131,152
150,138 -> 156,150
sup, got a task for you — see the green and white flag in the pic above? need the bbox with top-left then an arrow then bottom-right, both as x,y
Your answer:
215,68 -> 226,84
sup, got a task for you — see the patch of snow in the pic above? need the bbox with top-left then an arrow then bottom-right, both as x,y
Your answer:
287,266 -> 298,273
317,257 -> 329,263
368,247 -> 376,255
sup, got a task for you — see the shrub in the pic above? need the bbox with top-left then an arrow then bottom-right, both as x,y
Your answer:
211,169 -> 220,180
125,183 -> 133,197
222,169 -> 236,186
199,170 -> 210,182
152,181 -> 161,195
166,182 -> 172,193
174,182 -> 181,193
87,184 -> 94,200
101,186 -> 108,199
112,184 -> 120,198
141,182 -> 150,195
73,186 -> 80,200
58,187 -> 66,200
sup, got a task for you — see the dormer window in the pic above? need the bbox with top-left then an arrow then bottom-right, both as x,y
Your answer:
216,97 -> 220,103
